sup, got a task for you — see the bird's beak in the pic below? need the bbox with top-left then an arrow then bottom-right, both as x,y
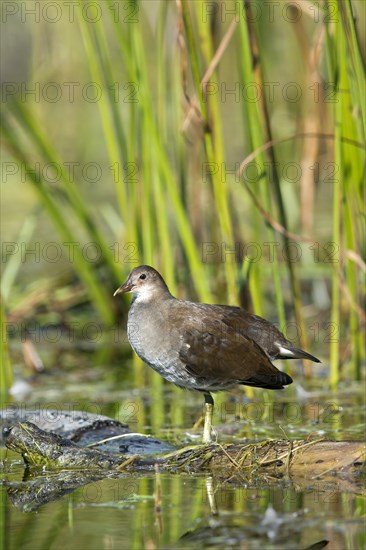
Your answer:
113,277 -> 133,296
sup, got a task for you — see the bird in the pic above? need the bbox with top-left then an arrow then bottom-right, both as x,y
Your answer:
114,265 -> 320,443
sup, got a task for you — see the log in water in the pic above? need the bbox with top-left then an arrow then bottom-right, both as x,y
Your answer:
5,421 -> 365,480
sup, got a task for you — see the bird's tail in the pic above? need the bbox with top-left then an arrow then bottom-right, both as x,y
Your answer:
279,346 -> 320,363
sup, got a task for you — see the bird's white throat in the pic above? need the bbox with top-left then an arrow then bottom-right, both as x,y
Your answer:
132,286 -> 160,304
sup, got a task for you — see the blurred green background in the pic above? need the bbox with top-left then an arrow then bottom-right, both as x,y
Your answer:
1,0 -> 365,391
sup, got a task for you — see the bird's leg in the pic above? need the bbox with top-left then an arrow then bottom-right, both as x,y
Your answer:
202,392 -> 214,444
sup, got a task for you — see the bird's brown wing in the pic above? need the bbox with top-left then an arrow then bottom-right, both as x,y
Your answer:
185,303 -> 319,363
177,314 -> 292,390
210,305 -> 291,358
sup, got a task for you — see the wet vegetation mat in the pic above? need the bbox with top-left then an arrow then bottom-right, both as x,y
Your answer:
2,416 -> 365,502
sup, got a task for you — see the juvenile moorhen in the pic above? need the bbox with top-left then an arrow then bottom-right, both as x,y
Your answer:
114,265 -> 320,443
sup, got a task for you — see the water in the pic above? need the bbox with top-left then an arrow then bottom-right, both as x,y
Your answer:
1,343 -> 365,550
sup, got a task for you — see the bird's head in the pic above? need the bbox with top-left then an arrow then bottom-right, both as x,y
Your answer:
113,265 -> 171,302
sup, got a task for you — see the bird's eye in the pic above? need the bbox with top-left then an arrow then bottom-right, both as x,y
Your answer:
139,274 -> 146,280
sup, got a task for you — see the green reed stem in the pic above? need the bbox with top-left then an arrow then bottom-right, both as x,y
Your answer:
0,296 -> 13,394
183,0 -> 238,304
237,7 -> 286,327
